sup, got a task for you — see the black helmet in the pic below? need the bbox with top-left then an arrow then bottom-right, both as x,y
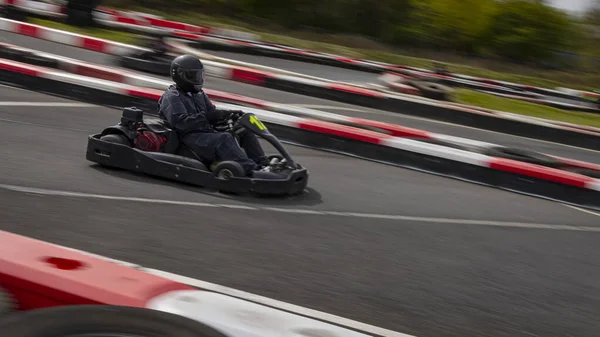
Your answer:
170,54 -> 205,93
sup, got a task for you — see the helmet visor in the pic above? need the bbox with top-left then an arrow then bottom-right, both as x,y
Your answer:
178,68 -> 205,87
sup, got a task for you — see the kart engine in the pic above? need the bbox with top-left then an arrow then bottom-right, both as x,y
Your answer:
135,131 -> 167,152
120,107 -> 167,152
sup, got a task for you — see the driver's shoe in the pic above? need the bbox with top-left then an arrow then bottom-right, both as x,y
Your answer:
251,166 -> 291,179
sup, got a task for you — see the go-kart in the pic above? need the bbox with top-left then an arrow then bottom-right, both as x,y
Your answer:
116,36 -> 174,75
86,107 -> 309,196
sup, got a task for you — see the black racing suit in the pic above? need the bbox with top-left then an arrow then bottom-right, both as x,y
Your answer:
157,85 -> 266,174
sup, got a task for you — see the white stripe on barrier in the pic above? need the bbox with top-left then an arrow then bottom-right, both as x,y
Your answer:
39,27 -> 79,47
381,138 -> 492,167
202,60 -> 235,79
268,102 -> 350,122
493,111 -> 563,128
430,134 -> 498,149
148,290 -> 376,337
0,16 -> 16,31
124,73 -> 171,90
41,71 -> 133,95
587,179 -> 600,192
271,74 -> 328,87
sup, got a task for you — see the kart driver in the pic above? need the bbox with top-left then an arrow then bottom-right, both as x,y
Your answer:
157,54 -> 276,177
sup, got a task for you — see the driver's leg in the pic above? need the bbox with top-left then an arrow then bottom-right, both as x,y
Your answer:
184,132 -> 257,174
237,132 -> 268,165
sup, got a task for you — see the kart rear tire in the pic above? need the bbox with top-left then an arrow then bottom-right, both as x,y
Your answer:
100,133 -> 132,147
0,304 -> 231,337
213,161 -> 245,180
481,146 -> 561,168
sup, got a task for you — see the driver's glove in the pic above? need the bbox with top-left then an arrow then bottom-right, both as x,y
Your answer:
213,121 -> 230,132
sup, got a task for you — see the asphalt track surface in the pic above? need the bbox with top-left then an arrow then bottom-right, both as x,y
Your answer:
3,32 -> 599,165
4,83 -> 600,337
3,31 -> 600,337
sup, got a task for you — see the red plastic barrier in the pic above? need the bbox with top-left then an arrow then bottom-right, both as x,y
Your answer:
297,119 -> 391,144
488,158 -> 594,188
0,231 -> 193,310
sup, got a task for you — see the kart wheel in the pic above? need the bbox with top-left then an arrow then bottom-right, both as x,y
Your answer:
213,161 -> 245,180
0,304 -> 231,337
0,286 -> 15,317
100,133 -> 132,147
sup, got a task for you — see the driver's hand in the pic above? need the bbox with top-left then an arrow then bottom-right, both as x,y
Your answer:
228,110 -> 244,120
213,122 -> 229,132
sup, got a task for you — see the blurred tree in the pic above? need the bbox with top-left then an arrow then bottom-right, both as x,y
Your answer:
486,0 -> 573,62
408,0 -> 498,53
103,0 -> 580,63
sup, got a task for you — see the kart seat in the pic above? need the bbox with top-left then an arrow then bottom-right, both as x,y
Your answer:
144,118 -> 208,164
144,118 -> 172,134
144,118 -> 180,153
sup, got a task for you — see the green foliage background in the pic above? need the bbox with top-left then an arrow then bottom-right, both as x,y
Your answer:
104,0 -> 583,64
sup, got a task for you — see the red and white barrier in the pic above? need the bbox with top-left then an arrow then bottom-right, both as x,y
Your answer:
0,0 -> 64,17
0,230 -> 194,310
5,17 -> 597,141
1,2 -> 592,102
148,290 -> 375,337
1,57 -> 598,193
0,229 -> 410,336
0,18 -> 146,55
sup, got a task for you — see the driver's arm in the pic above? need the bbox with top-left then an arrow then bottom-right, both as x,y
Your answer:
202,93 -> 234,124
159,93 -> 210,133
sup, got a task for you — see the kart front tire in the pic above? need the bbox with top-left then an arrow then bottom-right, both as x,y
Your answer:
213,161 -> 245,180
100,133 -> 132,147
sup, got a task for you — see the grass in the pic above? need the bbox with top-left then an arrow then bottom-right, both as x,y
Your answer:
26,18 -> 600,127
454,89 -> 600,128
